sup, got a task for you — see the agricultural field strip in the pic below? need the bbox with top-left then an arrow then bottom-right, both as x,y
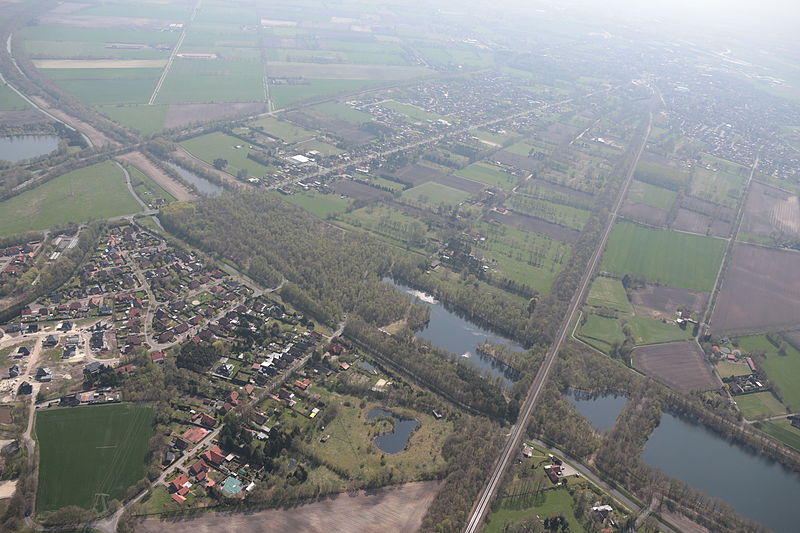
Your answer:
702,156 -> 759,328
148,0 -> 199,105
465,102 -> 653,533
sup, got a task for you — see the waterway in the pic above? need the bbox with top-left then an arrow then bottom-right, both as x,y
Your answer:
165,161 -> 223,196
564,389 -> 626,432
642,412 -> 800,533
385,278 -> 522,384
366,408 -> 418,454
0,134 -> 59,162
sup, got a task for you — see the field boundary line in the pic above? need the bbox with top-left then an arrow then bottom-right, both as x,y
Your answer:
148,0 -> 202,105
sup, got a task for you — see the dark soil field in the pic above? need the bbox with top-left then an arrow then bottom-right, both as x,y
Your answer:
632,341 -> 721,393
680,196 -> 736,221
137,481 -> 440,533
165,103 -> 266,129
630,284 -> 709,319
284,110 -> 375,146
741,181 -> 800,238
711,243 -> 800,333
486,211 -> 580,244
621,201 -> 668,227
670,208 -> 731,238
389,164 -> 484,194
331,179 -> 389,200
493,150 -> 541,172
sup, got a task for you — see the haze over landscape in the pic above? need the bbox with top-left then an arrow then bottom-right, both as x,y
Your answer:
0,0 -> 798,532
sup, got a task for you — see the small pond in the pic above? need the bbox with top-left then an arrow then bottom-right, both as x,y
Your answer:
0,134 -> 59,162
564,389 -> 627,432
367,408 -> 417,454
166,161 -> 224,196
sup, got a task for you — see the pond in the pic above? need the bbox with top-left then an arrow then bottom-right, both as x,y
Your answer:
165,161 -> 224,196
0,135 -> 60,162
385,278 -> 523,385
642,412 -> 800,533
367,408 -> 418,454
564,389 -> 626,432
357,360 -> 377,373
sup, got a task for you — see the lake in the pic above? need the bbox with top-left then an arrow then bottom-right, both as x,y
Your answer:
0,135 -> 59,162
165,161 -> 223,196
643,412 -> 800,532
386,279 -> 523,384
564,389 -> 626,432
367,408 -> 418,454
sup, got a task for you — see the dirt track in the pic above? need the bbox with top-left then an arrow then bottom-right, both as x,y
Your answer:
136,481 -> 440,533
117,151 -> 196,202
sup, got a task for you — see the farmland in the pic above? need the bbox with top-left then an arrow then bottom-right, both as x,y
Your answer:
279,191 -> 351,218
601,221 -> 725,291
735,392 -> 787,420
456,162 -> 516,189
711,244 -> 800,333
626,179 -> 676,210
740,181 -> 800,240
35,403 -> 154,512
400,181 -> 471,207
0,84 -> 30,110
485,487 -> 587,533
180,131 -> 272,179
251,116 -> 316,143
631,341 -> 721,393
0,161 -> 140,235
98,105 -> 167,135
586,277 -> 633,313
689,154 -> 748,208
157,59 -> 264,104
576,314 -> 624,354
757,419 -> 800,452
474,221 -> 571,294
269,79 -> 381,109
42,67 -> 162,105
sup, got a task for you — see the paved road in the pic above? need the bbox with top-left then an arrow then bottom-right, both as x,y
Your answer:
463,96 -> 654,533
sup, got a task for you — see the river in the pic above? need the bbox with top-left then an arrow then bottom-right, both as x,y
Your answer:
165,161 -> 223,196
0,134 -> 59,162
643,412 -> 800,532
385,278 -> 522,384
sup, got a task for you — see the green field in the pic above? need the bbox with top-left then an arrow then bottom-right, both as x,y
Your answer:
576,314 -> 624,353
716,360 -> 752,379
506,196 -> 590,230
586,277 -> 633,314
98,105 -> 168,135
43,68 -> 161,105
757,419 -> 800,452
0,161 -> 141,235
278,191 -> 351,218
738,335 -> 800,410
401,181 -> 471,207
180,131 -> 271,179
35,404 -> 154,512
251,116 -> 316,143
634,159 -> 688,190
157,59 -> 264,104
311,101 -> 372,124
475,221 -> 571,294
484,487 -> 586,533
735,392 -> 787,420
128,165 -> 175,207
628,316 -> 692,345
0,84 -> 30,110
601,221 -> 725,291
626,179 -> 676,210
337,204 -> 432,249
382,100 -> 448,122
456,162 -> 514,189
690,154 -> 748,208
269,79 -> 380,109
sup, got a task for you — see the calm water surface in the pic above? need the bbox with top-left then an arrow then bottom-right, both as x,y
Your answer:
643,413 -> 800,532
166,161 -> 223,196
0,135 -> 59,162
564,389 -> 626,432
386,278 -> 522,384
367,409 -> 417,454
